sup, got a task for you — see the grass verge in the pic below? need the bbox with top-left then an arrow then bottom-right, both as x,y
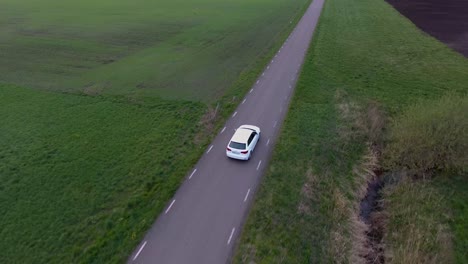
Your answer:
233,0 -> 468,261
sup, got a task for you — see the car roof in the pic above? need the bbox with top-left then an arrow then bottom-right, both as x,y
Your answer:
231,128 -> 253,143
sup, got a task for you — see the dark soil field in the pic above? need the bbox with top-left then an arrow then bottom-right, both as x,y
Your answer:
386,0 -> 468,57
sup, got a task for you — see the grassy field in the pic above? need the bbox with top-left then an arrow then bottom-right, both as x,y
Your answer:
0,0 -> 312,262
233,0 -> 468,262
384,173 -> 468,263
0,85 -> 207,262
0,0 -> 307,101
383,176 -> 458,263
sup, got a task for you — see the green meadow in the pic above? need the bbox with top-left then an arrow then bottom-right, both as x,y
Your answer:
0,0 -> 310,262
234,0 -> 468,262
0,85 -> 206,262
1,0 -> 307,101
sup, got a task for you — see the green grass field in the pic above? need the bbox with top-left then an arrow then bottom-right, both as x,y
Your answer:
0,85 -> 206,262
0,0 -> 311,262
0,0 -> 307,101
233,0 -> 468,262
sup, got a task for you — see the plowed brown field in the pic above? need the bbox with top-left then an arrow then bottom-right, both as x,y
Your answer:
386,0 -> 468,57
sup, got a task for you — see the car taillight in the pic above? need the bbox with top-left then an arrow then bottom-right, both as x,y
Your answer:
227,147 -> 231,151
241,150 -> 248,154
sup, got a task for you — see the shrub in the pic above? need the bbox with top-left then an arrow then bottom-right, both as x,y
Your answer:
383,94 -> 468,176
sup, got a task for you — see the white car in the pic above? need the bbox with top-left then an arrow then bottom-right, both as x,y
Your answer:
226,125 -> 261,160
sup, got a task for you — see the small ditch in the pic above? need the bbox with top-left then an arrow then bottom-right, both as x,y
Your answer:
359,170 -> 385,264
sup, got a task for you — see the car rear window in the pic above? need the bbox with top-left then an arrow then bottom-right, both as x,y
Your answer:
229,141 -> 246,150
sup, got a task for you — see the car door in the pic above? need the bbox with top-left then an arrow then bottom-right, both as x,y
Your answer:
247,132 -> 255,152
249,132 -> 259,151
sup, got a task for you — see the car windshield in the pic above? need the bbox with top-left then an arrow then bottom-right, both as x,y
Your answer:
229,141 -> 246,150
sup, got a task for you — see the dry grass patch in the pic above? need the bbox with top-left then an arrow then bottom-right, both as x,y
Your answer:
384,94 -> 468,177
383,177 -> 454,264
193,104 -> 219,145
325,147 -> 381,264
327,92 -> 385,263
349,149 -> 382,264
297,167 -> 317,215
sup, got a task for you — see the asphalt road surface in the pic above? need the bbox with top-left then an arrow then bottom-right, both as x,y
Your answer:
129,0 -> 324,263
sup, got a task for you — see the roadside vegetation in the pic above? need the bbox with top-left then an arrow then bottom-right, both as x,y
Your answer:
383,95 -> 468,263
437,176 -> 468,263
383,178 -> 454,264
384,94 -> 467,176
0,0 -> 311,262
234,0 -> 468,262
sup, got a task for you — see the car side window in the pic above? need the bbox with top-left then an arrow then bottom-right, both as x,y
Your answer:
247,132 -> 255,145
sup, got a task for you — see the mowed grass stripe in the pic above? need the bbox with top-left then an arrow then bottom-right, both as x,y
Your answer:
234,0 -> 468,262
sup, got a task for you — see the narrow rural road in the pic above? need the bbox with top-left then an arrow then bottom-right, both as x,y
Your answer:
128,0 -> 324,263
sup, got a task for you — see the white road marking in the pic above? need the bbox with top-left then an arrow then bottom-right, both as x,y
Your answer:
249,89 -> 253,94
280,107 -> 283,113
165,200 -> 176,214
227,228 -> 236,245
189,169 -> 197,179
271,60 -> 274,63
133,241 -> 147,261
275,54 -> 277,58
232,111 -> 237,117
273,121 -> 277,128
256,80 -> 259,84
266,138 -> 270,146
262,73 -> 265,76
207,145 -> 214,153
256,160 -> 262,171
242,99 -> 246,104
221,127 -> 226,133
244,189 -> 251,202
289,84 -> 292,89
267,66 -> 270,69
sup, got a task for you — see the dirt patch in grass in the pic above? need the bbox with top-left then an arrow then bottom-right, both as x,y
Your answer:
350,149 -> 385,264
297,168 -> 317,216
193,104 -> 219,145
385,0 -> 468,57
359,174 -> 385,264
